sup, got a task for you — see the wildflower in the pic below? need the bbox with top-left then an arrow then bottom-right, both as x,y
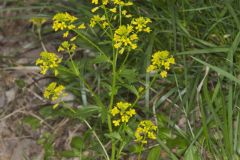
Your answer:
92,0 -> 98,4
91,7 -> 99,13
78,23 -> 86,29
135,120 -> 157,144
131,17 -> 152,33
36,51 -> 61,76
89,15 -> 108,28
44,82 -> 66,109
113,25 -> 138,54
102,0 -> 109,5
147,50 -> 175,78
111,101 -> 136,126
52,12 -> 77,31
113,0 -> 133,6
160,70 -> 167,78
122,10 -> 132,18
58,41 -> 77,53
110,8 -> 117,13
63,31 -> 69,38
113,120 -> 120,126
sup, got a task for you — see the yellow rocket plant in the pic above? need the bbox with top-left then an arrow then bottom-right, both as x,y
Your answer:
35,0 -> 176,159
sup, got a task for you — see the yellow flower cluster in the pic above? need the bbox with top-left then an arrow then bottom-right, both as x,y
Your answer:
135,120 -> 157,144
131,17 -> 152,33
52,12 -> 85,40
58,41 -> 77,53
111,102 -> 136,126
44,82 -> 65,109
90,15 -> 109,28
52,12 -> 78,32
36,51 -> 62,76
113,25 -> 138,54
147,50 -> 175,78
89,0 -> 150,54
91,0 -> 133,6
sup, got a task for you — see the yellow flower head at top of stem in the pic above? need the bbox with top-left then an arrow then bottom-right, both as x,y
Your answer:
36,51 -> 62,76
44,82 -> 66,109
89,15 -> 108,28
111,101 -> 136,126
135,120 -> 157,144
131,17 -> 152,33
91,0 -> 109,6
58,41 -> 77,53
113,0 -> 133,6
147,50 -> 175,78
113,25 -> 138,54
52,12 -> 78,32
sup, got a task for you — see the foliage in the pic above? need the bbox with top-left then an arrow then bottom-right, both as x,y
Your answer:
21,0 -> 240,159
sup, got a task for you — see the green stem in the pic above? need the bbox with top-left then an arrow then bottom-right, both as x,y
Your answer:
67,52 -> 105,109
109,50 -> 118,160
132,74 -> 158,107
73,30 -> 108,57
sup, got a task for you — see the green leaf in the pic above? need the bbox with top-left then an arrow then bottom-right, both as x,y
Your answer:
15,79 -> 26,88
60,150 -> 81,158
192,56 -> 240,84
22,116 -> 41,130
120,84 -> 139,97
104,132 -> 122,141
184,146 -> 202,160
91,54 -> 111,64
71,136 -> 84,150
118,67 -> 138,84
147,146 -> 161,160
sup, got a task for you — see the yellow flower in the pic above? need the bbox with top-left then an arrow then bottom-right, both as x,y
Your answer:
92,0 -> 98,4
113,0 -> 133,6
111,107 -> 120,116
146,65 -> 157,72
126,109 -> 136,116
113,120 -> 120,126
131,17 -> 152,33
160,70 -> 167,78
52,12 -> 77,31
111,101 -> 136,127
102,0 -> 109,5
110,8 -> 117,13
135,120 -> 157,144
36,51 -> 61,76
44,82 -> 65,101
58,41 -> 77,53
113,25 -> 138,53
63,31 -> 69,38
121,115 -> 130,122
91,7 -> 99,13
90,15 -> 101,27
78,23 -> 86,29
146,50 -> 175,78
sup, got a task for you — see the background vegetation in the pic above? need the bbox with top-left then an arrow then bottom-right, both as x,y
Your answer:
1,0 -> 240,159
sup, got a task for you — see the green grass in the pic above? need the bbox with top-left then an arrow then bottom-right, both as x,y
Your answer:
3,0 -> 240,159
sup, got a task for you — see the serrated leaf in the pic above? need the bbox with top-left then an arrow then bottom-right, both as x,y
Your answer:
91,54 -> 111,64
118,67 -> 138,84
